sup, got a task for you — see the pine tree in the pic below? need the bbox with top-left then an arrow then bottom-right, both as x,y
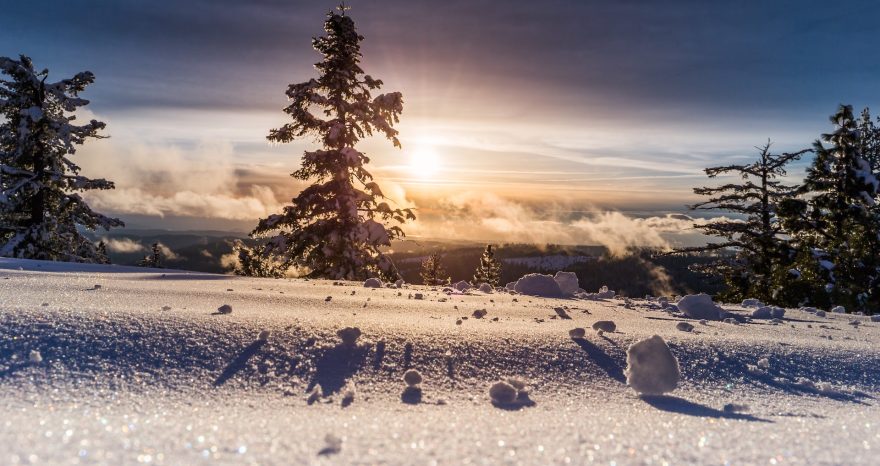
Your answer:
231,240 -> 286,278
0,55 -> 122,263
252,6 -> 414,281
473,244 -> 502,287
138,243 -> 162,268
857,107 -> 880,176
779,105 -> 880,312
420,251 -> 448,286
673,141 -> 809,304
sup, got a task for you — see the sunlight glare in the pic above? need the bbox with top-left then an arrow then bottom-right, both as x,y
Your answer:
408,144 -> 441,179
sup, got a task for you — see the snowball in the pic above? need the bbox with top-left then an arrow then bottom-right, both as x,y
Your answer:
413,293 -> 424,300
675,322 -> 694,332
258,330 -> 271,341
403,369 -> 423,387
553,271 -> 580,296
751,306 -> 772,319
488,381 -> 518,404
513,274 -> 563,298
453,280 -> 471,292
472,309 -> 487,319
217,304 -> 233,314
741,298 -> 764,308
569,327 -> 586,339
29,350 -> 43,363
363,278 -> 382,288
478,283 -> 493,293
831,306 -> 846,313
625,335 -> 680,395
757,357 -> 770,369
815,310 -> 826,317
337,327 -> 362,346
592,320 -> 616,333
676,294 -> 723,321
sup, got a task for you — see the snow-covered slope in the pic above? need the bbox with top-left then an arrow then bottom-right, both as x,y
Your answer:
1,258 -> 878,464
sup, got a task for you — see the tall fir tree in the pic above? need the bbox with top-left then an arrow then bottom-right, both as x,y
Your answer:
780,105 -> 880,312
672,142 -> 809,304
0,55 -> 121,263
420,251 -> 449,286
252,6 -> 414,281
473,244 -> 502,287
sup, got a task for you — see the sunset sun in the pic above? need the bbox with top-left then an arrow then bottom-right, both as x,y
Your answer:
407,144 -> 441,179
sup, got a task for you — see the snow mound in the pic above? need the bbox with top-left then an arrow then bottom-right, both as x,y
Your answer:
478,283 -> 493,293
553,271 -> 580,296
489,381 -> 518,404
872,315 -> 880,322
675,322 -> 694,332
453,280 -> 471,292
217,304 -> 233,314
741,298 -> 764,308
751,306 -> 772,319
676,294 -> 723,321
832,306 -> 846,313
816,310 -> 827,317
363,278 -> 383,288
771,307 -> 785,319
625,335 -> 681,395
513,274 -> 563,298
568,328 -> 586,339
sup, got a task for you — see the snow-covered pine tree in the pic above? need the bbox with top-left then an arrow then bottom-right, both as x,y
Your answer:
0,55 -> 122,263
780,105 -> 880,312
857,107 -> 880,176
473,244 -> 502,287
252,6 -> 414,281
420,251 -> 448,286
672,141 -> 809,304
230,240 -> 286,278
138,243 -> 162,268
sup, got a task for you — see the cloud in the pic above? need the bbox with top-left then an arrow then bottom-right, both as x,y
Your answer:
75,133 -> 287,221
100,237 -> 146,253
155,242 -> 180,261
403,191 -> 722,256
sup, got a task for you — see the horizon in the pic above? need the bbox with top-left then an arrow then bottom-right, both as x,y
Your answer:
2,1 -> 879,248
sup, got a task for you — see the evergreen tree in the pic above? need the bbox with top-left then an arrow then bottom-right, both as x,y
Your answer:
231,240 -> 286,278
420,251 -> 448,286
138,243 -> 162,268
856,107 -> 880,176
673,141 -> 809,304
780,105 -> 880,312
252,6 -> 414,281
473,244 -> 502,287
0,55 -> 122,262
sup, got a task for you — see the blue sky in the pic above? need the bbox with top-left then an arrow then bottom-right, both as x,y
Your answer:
2,0 -> 878,243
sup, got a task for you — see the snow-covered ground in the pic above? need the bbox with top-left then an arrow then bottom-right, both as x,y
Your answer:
1,258 -> 879,465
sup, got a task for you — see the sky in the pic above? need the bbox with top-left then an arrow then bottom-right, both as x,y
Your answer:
1,0 -> 879,247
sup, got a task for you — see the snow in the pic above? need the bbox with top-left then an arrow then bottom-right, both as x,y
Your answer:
568,327 -> 586,339
452,280 -> 471,292
552,271 -> 580,296
363,277 -> 383,288
592,320 -> 616,333
625,335 -> 681,395
512,273 -> 563,298
403,369 -> 422,387
832,306 -> 846,313
1,258 -> 880,464
741,299 -> 764,308
676,293 -> 724,321
216,304 -> 233,314
477,283 -> 493,293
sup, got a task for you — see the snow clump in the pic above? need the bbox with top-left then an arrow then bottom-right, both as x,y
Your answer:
675,322 -> 694,332
676,294 -> 723,321
592,320 -> 616,333
553,271 -> 580,296
403,369 -> 423,387
513,274 -> 563,298
478,283 -> 493,293
453,281 -> 471,292
337,327 -> 362,346
625,335 -> 681,395
363,278 -> 382,288
831,306 -> 846,314
216,304 -> 233,314
741,298 -> 764,308
28,350 -> 43,363
569,328 -> 586,339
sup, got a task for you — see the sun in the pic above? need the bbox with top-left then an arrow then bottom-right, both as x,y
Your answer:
407,144 -> 441,179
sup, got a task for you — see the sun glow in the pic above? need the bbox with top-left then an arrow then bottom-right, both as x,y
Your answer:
407,144 -> 441,179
